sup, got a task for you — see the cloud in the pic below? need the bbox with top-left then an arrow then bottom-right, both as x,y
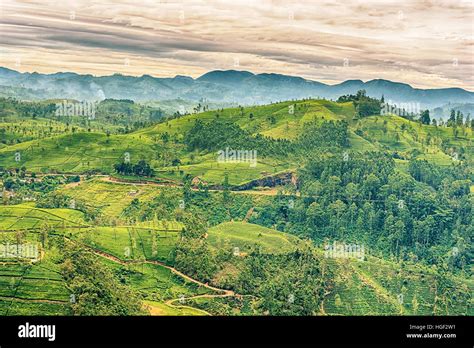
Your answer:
0,0 -> 472,89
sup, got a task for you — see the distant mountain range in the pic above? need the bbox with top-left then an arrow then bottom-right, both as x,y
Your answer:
1,67 -> 472,111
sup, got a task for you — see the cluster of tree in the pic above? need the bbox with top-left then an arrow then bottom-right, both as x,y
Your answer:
184,118 -> 350,161
233,247 -> 329,315
1,166 -> 27,186
408,160 -> 472,189
121,179 -> 253,226
0,172 -> 81,204
192,102 -> 209,113
416,109 -> 469,127
170,213 -> 330,315
446,109 -> 473,129
250,152 -> 472,272
59,240 -> 144,315
118,163 -> 471,314
337,90 -> 382,117
121,190 -> 181,223
184,119 -> 292,157
95,99 -> 165,125
4,178 -> 45,194
0,98 -> 166,139
0,98 -> 55,119
173,213 -> 217,282
113,160 -> 154,177
36,192 -> 100,221
298,120 -> 349,149
419,110 -> 431,125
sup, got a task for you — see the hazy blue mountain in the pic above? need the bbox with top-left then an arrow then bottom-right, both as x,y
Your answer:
431,102 -> 474,120
197,70 -> 255,85
0,67 -> 472,108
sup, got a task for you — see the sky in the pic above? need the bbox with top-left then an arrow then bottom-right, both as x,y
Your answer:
0,0 -> 473,90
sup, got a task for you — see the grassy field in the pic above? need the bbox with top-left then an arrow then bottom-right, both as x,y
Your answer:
100,258 -> 215,302
206,222 -> 473,316
142,300 -> 209,316
184,253 -> 473,316
74,226 -> 180,264
353,114 -> 473,164
207,221 -> 300,254
0,118 -> 82,145
0,203 -> 213,315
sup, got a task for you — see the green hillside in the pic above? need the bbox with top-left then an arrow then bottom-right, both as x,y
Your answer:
1,98 -> 471,186
207,222 -> 300,254
0,188 -> 471,316
0,97 -> 472,316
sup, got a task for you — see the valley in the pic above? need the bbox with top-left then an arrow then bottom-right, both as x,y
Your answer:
0,94 -> 472,316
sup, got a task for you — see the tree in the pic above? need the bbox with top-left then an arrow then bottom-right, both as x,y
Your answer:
222,172 -> 230,203
338,90 -> 381,117
420,110 -> 430,125
60,242 -> 144,315
455,111 -> 463,126
173,213 -> 216,281
464,114 -> 470,128
447,109 -> 456,127
114,160 -> 154,177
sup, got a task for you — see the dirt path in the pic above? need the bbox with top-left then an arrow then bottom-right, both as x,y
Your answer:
100,175 -> 288,197
243,207 -> 254,222
100,176 -> 180,188
165,292 -> 235,306
89,246 -> 234,295
83,243 -> 237,315
0,295 -> 67,305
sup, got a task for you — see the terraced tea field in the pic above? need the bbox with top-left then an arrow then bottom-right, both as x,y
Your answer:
0,204 -> 87,231
0,98 -> 472,317
4,98 -> 469,186
0,248 -> 71,315
207,222 -> 301,254
323,257 -> 473,316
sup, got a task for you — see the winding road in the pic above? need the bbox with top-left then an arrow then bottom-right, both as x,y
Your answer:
81,242 -> 238,315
